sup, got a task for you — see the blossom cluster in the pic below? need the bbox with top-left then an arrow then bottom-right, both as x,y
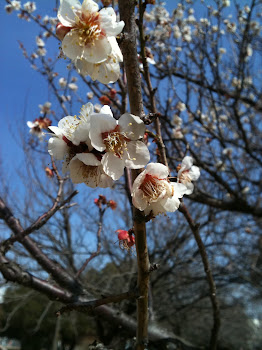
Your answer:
56,0 -> 124,83
48,102 -> 150,187
47,101 -> 200,216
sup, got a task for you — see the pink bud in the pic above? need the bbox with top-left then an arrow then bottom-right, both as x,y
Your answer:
116,230 -> 129,241
56,23 -> 71,41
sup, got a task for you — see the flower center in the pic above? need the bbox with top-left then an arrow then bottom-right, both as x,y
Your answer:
139,174 -> 168,201
179,170 -> 191,184
73,12 -> 104,47
102,126 -> 128,158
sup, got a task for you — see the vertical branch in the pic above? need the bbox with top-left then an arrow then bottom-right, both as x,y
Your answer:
118,1 -> 150,349
179,204 -> 220,350
138,0 -> 167,167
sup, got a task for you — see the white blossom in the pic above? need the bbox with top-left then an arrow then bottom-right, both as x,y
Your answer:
68,83 -> 78,91
6,1 -> 21,13
87,91 -> 94,99
23,1 -> 36,13
74,37 -> 123,84
222,0 -> 230,7
177,156 -> 200,195
59,77 -> 67,88
57,0 -> 124,78
89,106 -> 150,180
173,127 -> 183,139
132,163 -> 187,216
36,36 -> 45,47
39,102 -> 51,114
176,101 -> 186,112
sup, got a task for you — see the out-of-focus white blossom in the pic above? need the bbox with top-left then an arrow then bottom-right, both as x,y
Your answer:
232,77 -> 241,88
39,102 -> 51,114
23,1 -> 36,13
87,92 -> 94,99
36,36 -> 45,47
37,48 -> 47,56
173,25 -> 181,39
68,83 -> 78,92
5,1 -> 21,13
222,148 -> 232,156
173,127 -> 183,139
59,77 -> 67,88
94,103 -> 101,112
222,0 -> 230,7
172,115 -> 182,126
242,186 -> 250,194
176,101 -> 186,112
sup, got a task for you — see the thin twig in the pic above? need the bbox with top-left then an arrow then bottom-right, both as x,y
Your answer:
179,203 -> 220,350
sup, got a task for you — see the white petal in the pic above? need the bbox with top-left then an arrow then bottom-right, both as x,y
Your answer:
90,113 -> 116,151
69,156 -> 101,187
124,141 -> 150,169
58,115 -> 80,141
69,157 -> 85,183
132,189 -> 148,211
184,182 -> 194,195
82,37 -> 112,63
58,0 -> 81,27
118,113 -> 145,140
101,152 -> 125,180
96,59 -> 121,84
146,163 -> 169,178
27,121 -> 34,128
144,202 -> 165,216
171,182 -> 187,198
99,7 -> 125,36
161,196 -> 180,213
48,137 -> 68,160
131,170 -> 146,194
81,0 -> 98,15
100,105 -> 113,116
189,166 -> 200,181
79,102 -> 94,121
49,126 -> 63,137
71,121 -> 91,148
62,31 -> 84,60
108,36 -> 123,62
99,174 -> 114,188
178,156 -> 193,178
75,152 -> 101,166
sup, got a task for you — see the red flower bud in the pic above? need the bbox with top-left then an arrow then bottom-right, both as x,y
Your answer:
99,95 -> 111,105
109,89 -> 117,99
56,23 -> 71,41
45,167 -> 54,178
108,200 -> 117,210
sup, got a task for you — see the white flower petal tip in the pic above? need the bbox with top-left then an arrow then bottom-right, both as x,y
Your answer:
132,163 -> 187,217
177,156 -> 200,195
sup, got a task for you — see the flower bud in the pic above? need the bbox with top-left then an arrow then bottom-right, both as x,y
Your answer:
56,23 -> 71,41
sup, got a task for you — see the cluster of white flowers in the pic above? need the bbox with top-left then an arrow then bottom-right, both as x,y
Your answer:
47,100 -> 200,216
5,1 -> 21,13
48,102 -> 150,186
56,0 -> 124,84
